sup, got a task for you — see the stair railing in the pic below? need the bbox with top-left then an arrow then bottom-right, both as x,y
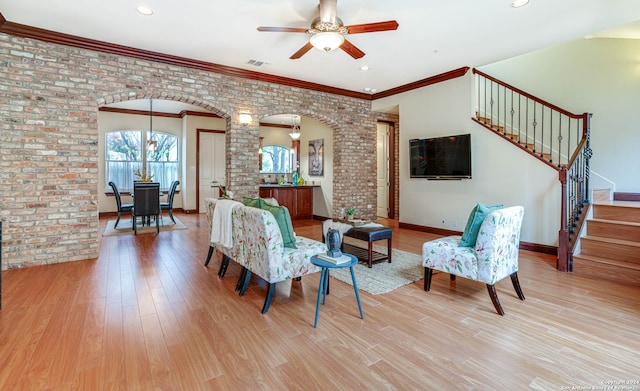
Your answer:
472,69 -> 592,271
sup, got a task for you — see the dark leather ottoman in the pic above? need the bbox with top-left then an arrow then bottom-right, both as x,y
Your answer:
342,226 -> 392,268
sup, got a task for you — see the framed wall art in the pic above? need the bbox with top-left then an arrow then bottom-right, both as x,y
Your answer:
309,138 -> 324,176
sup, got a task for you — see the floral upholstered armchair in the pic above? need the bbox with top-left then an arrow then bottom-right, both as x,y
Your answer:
204,198 -> 245,277
422,205 -> 525,315
236,206 -> 326,311
205,197 -> 326,314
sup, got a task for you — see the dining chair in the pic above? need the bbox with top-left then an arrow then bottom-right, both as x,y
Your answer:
108,181 -> 134,229
132,182 -> 160,234
160,180 -> 180,224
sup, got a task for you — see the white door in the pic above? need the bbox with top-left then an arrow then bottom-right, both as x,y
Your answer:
199,132 -> 225,213
377,123 -> 390,218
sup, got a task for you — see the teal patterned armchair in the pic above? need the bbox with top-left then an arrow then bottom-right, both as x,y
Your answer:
422,206 -> 525,315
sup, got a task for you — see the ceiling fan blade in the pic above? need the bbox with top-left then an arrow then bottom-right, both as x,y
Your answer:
346,20 -> 399,34
340,39 -> 365,59
257,26 -> 308,33
319,0 -> 338,24
290,42 -> 314,59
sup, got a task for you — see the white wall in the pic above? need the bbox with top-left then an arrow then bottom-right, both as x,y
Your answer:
373,73 -> 560,246
480,37 -> 640,193
299,117 -> 333,218
98,109 -> 225,213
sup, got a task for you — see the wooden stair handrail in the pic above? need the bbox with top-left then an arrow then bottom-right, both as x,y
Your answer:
565,137 -> 588,169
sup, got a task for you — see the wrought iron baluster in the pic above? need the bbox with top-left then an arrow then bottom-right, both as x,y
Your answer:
525,99 -> 529,150
483,77 -> 487,124
554,114 -> 560,166
510,90 -> 515,140
518,93 -> 522,144
540,107 -> 545,159
490,80 -> 494,127
477,74 -> 480,120
502,86 -> 506,135
532,101 -> 537,153
496,83 -> 500,132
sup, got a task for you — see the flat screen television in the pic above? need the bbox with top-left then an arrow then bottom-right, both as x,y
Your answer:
409,133 -> 472,179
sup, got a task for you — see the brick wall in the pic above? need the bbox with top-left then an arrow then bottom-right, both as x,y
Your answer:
0,33 -> 377,269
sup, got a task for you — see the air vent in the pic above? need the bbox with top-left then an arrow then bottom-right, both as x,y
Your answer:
247,59 -> 269,67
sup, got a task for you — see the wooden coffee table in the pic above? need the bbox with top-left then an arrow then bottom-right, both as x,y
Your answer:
342,226 -> 393,268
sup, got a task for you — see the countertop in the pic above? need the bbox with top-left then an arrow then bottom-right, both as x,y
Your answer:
259,183 -> 320,188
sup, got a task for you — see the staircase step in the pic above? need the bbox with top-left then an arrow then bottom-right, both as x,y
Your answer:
474,116 -> 552,162
580,235 -> 640,263
574,253 -> 640,271
504,133 -> 521,142
573,254 -> 640,285
587,219 -> 640,242
593,203 -> 640,223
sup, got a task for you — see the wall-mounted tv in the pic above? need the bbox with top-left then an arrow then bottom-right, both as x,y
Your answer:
409,133 -> 472,179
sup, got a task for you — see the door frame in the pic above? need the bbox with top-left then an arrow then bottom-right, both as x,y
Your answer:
196,128 -> 225,213
377,120 -> 396,219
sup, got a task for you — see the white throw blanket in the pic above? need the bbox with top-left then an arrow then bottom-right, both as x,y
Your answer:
210,199 -> 242,248
322,220 -> 383,241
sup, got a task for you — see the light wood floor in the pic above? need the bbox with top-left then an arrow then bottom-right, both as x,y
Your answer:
1,213 -> 639,390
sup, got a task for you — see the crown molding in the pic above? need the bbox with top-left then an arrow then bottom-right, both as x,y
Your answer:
0,13 -> 469,101
0,15 -> 371,100
372,67 -> 470,99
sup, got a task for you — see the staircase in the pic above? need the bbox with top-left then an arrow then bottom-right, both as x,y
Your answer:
474,115 -> 552,162
573,201 -> 640,283
472,68 -> 592,271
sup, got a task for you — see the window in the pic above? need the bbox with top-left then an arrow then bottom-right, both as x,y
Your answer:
106,130 -> 179,191
260,145 -> 292,174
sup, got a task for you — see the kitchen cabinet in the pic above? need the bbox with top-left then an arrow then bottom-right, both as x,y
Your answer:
259,185 -> 317,220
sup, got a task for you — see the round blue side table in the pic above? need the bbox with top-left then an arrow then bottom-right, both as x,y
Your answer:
311,253 -> 364,328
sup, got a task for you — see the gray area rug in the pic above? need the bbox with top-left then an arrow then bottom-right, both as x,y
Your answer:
102,216 -> 187,236
330,238 -> 424,295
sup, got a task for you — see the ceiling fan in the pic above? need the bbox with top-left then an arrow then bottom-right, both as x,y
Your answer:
257,0 -> 398,59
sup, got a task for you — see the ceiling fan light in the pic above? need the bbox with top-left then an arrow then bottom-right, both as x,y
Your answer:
310,32 -> 344,52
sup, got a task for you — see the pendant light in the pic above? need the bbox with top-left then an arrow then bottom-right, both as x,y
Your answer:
289,115 -> 301,139
147,98 -> 158,153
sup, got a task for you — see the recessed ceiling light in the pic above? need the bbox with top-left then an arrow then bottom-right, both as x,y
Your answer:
360,66 -> 370,71
137,6 -> 154,15
511,0 -> 529,8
